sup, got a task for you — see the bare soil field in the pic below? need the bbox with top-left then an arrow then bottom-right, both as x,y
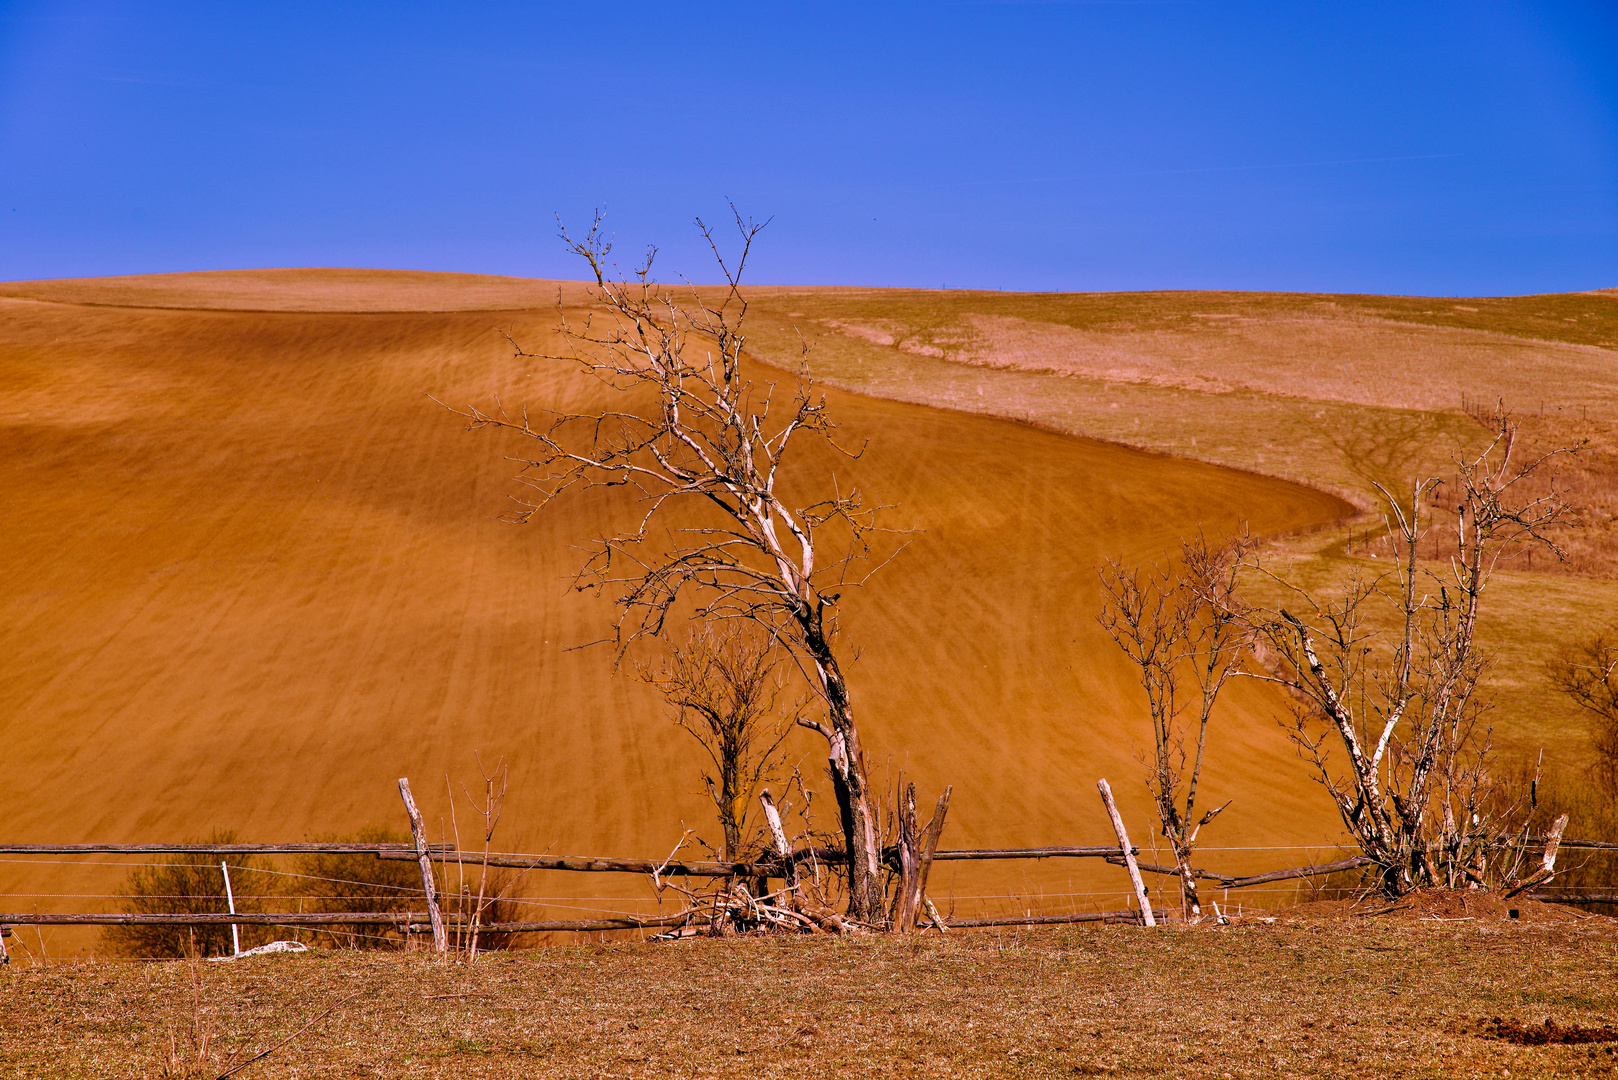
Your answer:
734,285 -> 1618,768
0,271 -> 1355,954
3,912 -> 1616,1078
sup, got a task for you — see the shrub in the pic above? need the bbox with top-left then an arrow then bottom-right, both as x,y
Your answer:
439,865 -> 523,952
286,826 -> 424,949
102,830 -> 277,958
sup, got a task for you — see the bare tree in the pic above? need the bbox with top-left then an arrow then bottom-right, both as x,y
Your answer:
1549,631 -> 1618,796
1099,535 -> 1248,919
1244,410 -> 1578,896
643,624 -> 797,866
447,210 -> 902,923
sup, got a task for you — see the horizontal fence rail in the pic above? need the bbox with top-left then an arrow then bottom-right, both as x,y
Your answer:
0,844 -> 455,856
2,833 -> 1610,944
373,844 -> 1144,878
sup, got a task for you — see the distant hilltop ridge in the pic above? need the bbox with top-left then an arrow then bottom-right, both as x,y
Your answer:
1,267 -> 1614,320
0,267 -> 580,313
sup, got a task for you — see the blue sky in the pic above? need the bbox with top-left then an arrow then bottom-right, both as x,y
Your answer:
0,1 -> 1614,294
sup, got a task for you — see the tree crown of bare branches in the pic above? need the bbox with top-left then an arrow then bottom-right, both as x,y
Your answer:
1241,408 -> 1581,892
448,208 -> 903,657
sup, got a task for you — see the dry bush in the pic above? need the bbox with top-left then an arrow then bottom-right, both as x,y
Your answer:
102,831 -> 277,959
1098,534 -> 1249,919
287,826 -> 424,950
441,869 -> 523,953
641,623 -> 799,867
1243,411 -> 1578,895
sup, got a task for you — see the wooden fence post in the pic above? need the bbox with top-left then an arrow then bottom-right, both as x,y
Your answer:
220,861 -> 240,956
398,777 -> 447,953
759,790 -> 797,897
1504,813 -> 1571,899
1097,778 -> 1155,927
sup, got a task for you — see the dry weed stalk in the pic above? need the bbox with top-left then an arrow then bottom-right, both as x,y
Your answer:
447,756 -> 518,959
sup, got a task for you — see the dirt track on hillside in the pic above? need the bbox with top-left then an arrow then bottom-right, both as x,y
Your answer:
0,271 -> 1353,951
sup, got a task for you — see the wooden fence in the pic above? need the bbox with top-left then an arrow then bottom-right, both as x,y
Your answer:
1,775 -> 1612,956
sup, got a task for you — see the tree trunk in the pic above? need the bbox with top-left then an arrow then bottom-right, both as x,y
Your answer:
800,612 -> 884,925
893,783 -> 952,933
1174,848 -> 1201,920
760,788 -> 847,933
1504,813 -> 1570,899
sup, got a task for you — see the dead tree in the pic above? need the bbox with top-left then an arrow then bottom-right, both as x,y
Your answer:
643,624 -> 796,868
448,209 -> 902,923
1244,410 -> 1577,896
1098,535 -> 1247,919
889,781 -> 952,932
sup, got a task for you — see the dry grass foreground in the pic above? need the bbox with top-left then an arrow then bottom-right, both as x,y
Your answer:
0,270 -> 1351,954
2,910 -> 1617,1078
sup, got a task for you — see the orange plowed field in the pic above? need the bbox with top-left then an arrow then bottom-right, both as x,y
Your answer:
0,271 -> 1353,951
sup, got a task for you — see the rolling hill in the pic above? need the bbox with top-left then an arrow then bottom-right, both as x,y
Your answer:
4,269 -> 1608,952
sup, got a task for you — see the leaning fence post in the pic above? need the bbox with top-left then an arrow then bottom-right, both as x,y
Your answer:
398,777 -> 447,953
1097,778 -> 1156,927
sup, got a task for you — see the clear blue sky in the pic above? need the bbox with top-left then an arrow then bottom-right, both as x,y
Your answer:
1,1 -> 1614,294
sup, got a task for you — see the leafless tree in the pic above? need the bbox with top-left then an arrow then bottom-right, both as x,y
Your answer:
1548,631 -> 1618,796
1244,409 -> 1578,896
642,624 -> 797,866
1099,535 -> 1248,919
446,209 -> 903,923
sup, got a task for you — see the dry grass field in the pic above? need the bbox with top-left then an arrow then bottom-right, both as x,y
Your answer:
0,270 -> 1357,956
2,907 -> 1616,1079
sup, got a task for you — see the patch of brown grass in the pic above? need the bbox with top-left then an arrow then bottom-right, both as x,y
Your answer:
3,920 -> 1616,1078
